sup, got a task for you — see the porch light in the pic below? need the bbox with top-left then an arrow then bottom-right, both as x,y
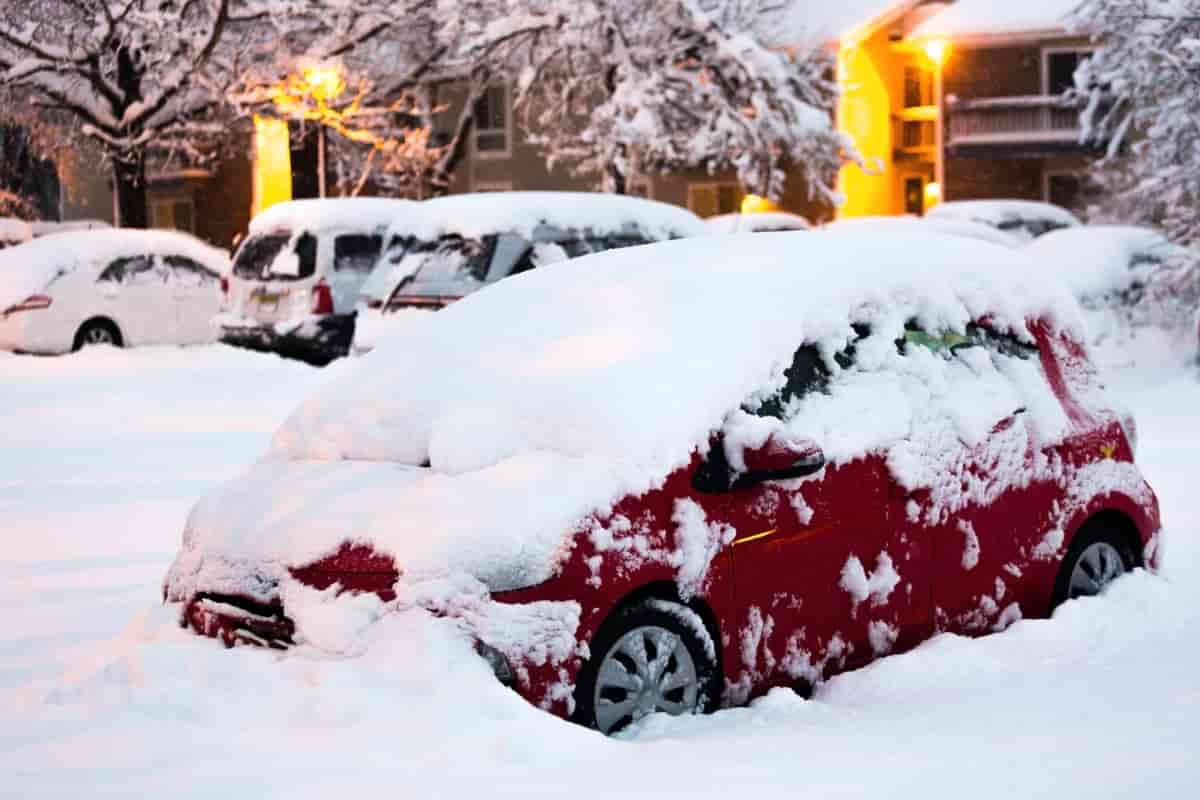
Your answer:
923,39 -> 950,67
741,194 -> 779,214
302,64 -> 345,103
924,181 -> 942,204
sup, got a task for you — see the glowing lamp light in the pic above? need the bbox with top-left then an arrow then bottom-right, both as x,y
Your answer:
923,39 -> 950,67
924,181 -> 942,204
741,194 -> 779,215
302,64 -> 345,103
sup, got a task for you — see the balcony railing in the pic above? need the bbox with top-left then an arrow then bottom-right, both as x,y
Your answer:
946,95 -> 1095,151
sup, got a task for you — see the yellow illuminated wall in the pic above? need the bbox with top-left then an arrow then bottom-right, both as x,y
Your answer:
837,34 -> 896,218
252,116 -> 292,217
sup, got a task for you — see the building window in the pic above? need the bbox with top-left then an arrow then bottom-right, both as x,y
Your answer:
903,65 -> 933,108
901,120 -> 934,150
1044,49 -> 1093,96
151,197 -> 194,233
687,182 -> 742,218
474,85 -> 510,156
904,177 -> 925,216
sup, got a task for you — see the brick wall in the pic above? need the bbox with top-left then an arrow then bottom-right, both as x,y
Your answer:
943,45 -> 1042,100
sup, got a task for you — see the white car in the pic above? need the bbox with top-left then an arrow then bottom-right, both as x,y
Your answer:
927,200 -> 1081,241
823,215 -> 1023,248
219,198 -> 414,365
706,211 -> 813,234
0,229 -> 230,354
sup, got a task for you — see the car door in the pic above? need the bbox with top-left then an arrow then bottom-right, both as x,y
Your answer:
329,232 -> 383,313
716,342 -> 931,702
889,324 -> 1053,635
164,255 -> 222,344
97,254 -> 169,345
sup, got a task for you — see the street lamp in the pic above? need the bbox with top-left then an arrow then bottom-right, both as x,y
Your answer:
303,64 -> 345,199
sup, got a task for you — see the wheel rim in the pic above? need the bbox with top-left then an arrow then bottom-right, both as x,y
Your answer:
593,624 -> 700,734
1068,541 -> 1126,599
83,326 -> 113,346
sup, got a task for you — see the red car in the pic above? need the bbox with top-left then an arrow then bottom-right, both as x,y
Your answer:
166,231 -> 1160,735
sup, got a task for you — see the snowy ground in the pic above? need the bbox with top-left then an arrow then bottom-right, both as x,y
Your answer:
1,334 -> 1198,798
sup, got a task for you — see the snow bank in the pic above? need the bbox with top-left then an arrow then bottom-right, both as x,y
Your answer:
168,231 -> 1083,604
396,191 -> 707,243
1023,225 -> 1178,298
0,229 -> 230,312
248,198 -> 415,236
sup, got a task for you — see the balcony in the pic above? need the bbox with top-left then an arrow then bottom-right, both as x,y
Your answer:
945,95 -> 1103,157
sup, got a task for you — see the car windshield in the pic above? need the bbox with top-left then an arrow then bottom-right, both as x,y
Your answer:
405,235 -> 494,285
232,232 -> 316,282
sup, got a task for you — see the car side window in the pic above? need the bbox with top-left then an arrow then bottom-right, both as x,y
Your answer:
900,323 -> 1038,361
98,255 -> 157,285
333,234 -> 383,273
294,232 -> 318,278
751,345 -> 831,419
164,255 -> 219,287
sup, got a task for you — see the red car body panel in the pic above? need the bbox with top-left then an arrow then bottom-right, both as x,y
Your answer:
180,317 -> 1161,722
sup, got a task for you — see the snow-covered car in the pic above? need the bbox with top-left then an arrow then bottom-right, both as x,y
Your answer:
824,215 -> 1022,248
219,198 -> 413,365
166,230 -> 1160,735
706,211 -> 812,234
0,217 -> 32,249
358,192 -> 707,315
0,229 -> 230,354
30,219 -> 112,237
927,200 -> 1081,241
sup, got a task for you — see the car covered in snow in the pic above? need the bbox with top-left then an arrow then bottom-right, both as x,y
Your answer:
0,217 -> 32,249
823,215 -> 1022,248
927,200 -> 1081,241
358,192 -> 707,315
705,211 -> 812,234
0,229 -> 230,354
218,198 -> 413,364
165,230 -> 1160,735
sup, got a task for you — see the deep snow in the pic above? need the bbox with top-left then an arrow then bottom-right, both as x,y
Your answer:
1,331 -> 1198,798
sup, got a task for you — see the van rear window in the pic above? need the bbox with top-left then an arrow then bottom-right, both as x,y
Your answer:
232,233 -> 317,281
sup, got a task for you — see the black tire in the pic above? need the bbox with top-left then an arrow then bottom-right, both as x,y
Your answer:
72,319 -> 123,351
1052,522 -> 1137,609
573,598 -> 721,735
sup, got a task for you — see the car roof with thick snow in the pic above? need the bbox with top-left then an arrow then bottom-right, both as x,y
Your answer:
0,217 -> 32,245
248,198 -> 415,237
928,200 -> 1081,236
0,228 -> 230,311
707,212 -> 813,234
390,191 -> 708,242
1024,225 -> 1179,297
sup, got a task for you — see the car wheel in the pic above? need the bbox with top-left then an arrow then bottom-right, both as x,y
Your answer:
73,319 -> 122,351
573,598 -> 720,735
1052,524 -> 1136,608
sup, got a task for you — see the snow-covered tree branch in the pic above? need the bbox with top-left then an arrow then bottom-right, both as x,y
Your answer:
450,0 -> 857,200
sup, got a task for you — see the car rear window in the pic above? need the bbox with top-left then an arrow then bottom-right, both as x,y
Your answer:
333,234 -> 383,273
232,232 -> 316,282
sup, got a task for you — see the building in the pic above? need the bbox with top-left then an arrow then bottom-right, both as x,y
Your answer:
836,0 -> 1100,217
51,0 -> 1100,246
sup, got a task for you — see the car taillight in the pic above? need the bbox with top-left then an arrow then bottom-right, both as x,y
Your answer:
311,279 -> 334,315
219,276 -> 229,296
3,294 -> 52,315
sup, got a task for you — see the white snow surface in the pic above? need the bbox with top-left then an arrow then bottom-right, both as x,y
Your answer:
911,0 -> 1081,37
248,198 -> 415,236
394,191 -> 708,242
1023,225 -> 1179,297
706,211 -> 812,233
169,232 -> 1082,602
2,331 -> 1199,796
825,215 -> 1024,248
0,228 -> 230,312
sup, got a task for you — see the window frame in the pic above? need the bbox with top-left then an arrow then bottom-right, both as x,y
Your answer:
1041,45 -> 1096,97
472,83 -> 512,160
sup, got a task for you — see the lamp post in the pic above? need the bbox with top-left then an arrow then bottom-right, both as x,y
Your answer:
301,64 -> 345,199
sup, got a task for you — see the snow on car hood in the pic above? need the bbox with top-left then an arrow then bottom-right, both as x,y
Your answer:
172,231 -> 1084,603
165,452 -> 634,601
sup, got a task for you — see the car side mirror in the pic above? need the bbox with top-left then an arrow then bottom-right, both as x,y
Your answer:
737,434 -> 825,487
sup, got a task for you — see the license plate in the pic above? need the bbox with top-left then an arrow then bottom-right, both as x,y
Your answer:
257,290 -> 284,312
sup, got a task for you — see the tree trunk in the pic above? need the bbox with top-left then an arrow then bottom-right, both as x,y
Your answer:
606,161 -> 627,194
113,157 -> 148,229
